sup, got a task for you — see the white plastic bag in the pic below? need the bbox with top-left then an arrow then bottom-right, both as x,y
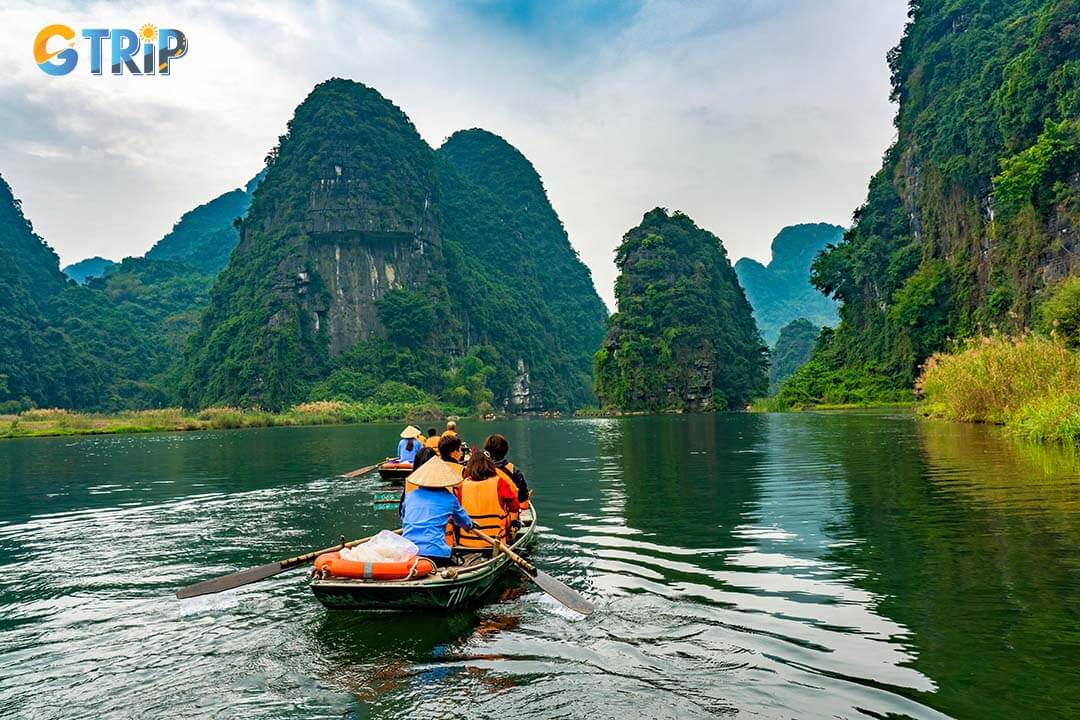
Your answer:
341,530 -> 418,563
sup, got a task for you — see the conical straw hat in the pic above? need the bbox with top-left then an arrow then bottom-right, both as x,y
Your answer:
406,458 -> 463,488
400,425 -> 422,439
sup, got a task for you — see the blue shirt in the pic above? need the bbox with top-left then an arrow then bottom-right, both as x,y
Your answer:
401,487 -> 473,558
396,438 -> 421,464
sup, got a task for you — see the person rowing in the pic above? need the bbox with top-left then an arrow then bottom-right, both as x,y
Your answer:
400,458 -> 474,568
424,427 -> 440,450
396,425 -> 423,465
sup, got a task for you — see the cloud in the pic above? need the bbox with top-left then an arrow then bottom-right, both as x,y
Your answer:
0,0 -> 908,307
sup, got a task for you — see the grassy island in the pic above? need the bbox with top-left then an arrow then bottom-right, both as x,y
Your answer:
0,401 -> 455,440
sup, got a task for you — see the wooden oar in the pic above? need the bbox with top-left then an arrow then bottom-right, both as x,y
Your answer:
473,529 -> 594,615
176,534 -> 372,599
341,462 -> 381,479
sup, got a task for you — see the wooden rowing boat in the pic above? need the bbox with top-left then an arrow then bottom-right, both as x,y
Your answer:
310,504 -> 538,611
376,461 -> 413,482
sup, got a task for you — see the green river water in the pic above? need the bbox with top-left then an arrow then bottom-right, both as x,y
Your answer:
1,411 -> 1079,719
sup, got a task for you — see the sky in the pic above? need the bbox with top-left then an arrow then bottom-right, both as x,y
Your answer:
0,0 -> 909,308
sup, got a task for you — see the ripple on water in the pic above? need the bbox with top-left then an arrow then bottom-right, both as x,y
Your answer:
3,416 -> 1078,718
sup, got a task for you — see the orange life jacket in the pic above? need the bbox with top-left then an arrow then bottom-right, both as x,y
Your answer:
424,436 -> 440,449
455,476 -> 508,549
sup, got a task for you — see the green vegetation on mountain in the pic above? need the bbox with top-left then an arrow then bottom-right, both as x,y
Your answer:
0,173 -> 75,410
2,81 -> 606,419
53,258 -> 216,409
145,188 -> 252,274
734,223 -> 842,344
594,208 -> 767,411
769,318 -> 819,388
63,256 -> 116,284
779,0 -> 1080,407
437,128 -> 608,409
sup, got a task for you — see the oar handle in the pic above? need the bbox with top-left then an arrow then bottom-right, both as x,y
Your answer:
472,529 -> 536,574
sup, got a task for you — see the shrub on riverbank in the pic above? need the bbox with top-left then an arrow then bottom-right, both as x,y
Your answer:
917,335 -> 1080,445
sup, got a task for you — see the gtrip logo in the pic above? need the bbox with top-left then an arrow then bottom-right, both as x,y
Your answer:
34,24 -> 188,76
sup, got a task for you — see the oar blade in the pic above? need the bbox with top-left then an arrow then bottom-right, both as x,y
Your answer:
175,561 -> 285,599
515,565 -> 595,615
341,463 -> 379,479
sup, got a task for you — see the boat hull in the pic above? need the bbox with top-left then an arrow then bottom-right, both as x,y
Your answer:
376,465 -> 412,482
311,506 -> 537,611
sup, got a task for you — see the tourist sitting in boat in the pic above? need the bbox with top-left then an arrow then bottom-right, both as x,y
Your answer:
396,426 -> 423,465
484,434 -> 529,505
424,427 -> 440,450
413,445 -> 436,470
453,451 -> 519,549
400,458 -> 474,568
438,433 -> 465,466
443,420 -> 458,437
405,434 -> 464,497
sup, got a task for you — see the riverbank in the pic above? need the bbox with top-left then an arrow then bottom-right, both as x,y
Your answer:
917,334 -> 1080,446
0,401 -> 458,440
749,396 -> 915,412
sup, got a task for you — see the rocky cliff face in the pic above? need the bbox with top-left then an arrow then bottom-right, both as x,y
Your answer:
594,208 -> 767,411
290,148 -> 442,355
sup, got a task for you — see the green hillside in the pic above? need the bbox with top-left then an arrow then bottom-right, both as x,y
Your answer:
145,188 -> 252,275
768,318 -> 819,389
0,174 -> 75,409
437,129 -> 608,409
784,0 -> 1080,405
734,223 -> 842,344
62,256 -> 116,285
595,208 -> 767,411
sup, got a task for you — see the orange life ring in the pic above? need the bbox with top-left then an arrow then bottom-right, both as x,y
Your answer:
382,462 -> 413,469
313,551 -> 435,580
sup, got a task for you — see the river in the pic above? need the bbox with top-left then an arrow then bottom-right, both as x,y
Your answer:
1,411 -> 1079,719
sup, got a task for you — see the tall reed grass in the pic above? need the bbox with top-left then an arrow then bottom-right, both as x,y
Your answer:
917,334 -> 1080,445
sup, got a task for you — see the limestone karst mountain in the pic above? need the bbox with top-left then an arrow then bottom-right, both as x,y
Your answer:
594,208 -> 767,411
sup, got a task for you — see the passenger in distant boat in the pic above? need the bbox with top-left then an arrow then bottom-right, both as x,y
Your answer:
396,426 -> 423,465
484,434 -> 529,506
406,434 -> 464,496
454,451 -> 519,548
400,446 -> 438,510
400,458 -> 474,568
424,427 -> 440,450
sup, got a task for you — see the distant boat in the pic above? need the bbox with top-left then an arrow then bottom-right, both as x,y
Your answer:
376,460 -> 413,483
310,505 -> 538,611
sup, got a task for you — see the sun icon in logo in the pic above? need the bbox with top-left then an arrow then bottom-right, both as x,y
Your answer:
139,23 -> 158,43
